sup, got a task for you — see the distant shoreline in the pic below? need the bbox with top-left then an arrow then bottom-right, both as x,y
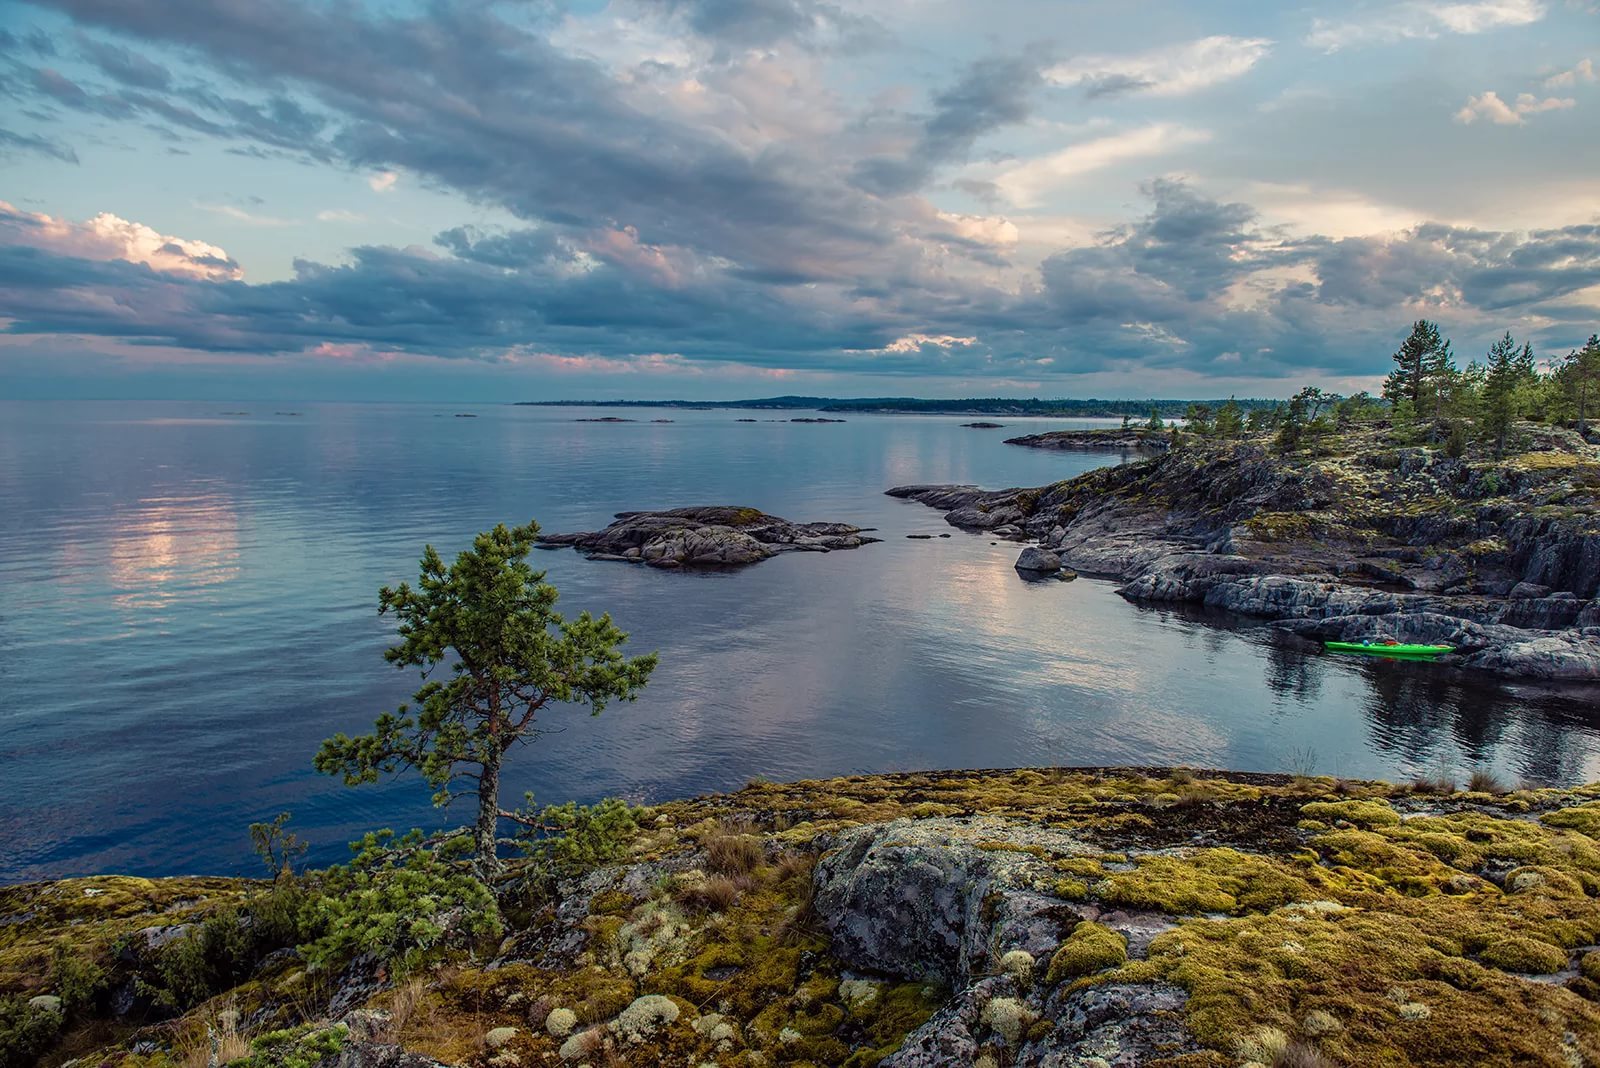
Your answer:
518,395 -> 1280,419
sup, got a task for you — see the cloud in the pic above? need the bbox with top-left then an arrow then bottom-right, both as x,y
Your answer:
1307,0 -> 1545,50
77,36 -> 172,89
1455,89 -> 1575,123
0,201 -> 241,280
1046,36 -> 1272,99
367,171 -> 398,193
1544,57 -> 1596,88
991,124 -> 1211,207
856,333 -> 979,354
197,203 -> 295,226
5,0 -> 1598,394
4,183 -> 1594,391
644,0 -> 884,52
851,51 -> 1049,195
315,209 -> 365,223
0,127 -> 79,163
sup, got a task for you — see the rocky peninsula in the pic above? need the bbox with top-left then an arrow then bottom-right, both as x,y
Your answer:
538,507 -> 878,568
892,422 -> 1600,680
10,767 -> 1600,1067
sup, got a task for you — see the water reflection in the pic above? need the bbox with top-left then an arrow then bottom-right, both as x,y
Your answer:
2,400 -> 1600,880
104,491 -> 241,611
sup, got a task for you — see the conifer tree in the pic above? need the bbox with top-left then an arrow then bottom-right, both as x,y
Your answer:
315,521 -> 658,878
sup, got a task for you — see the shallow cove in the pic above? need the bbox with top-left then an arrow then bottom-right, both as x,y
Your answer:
2,399 -> 1599,881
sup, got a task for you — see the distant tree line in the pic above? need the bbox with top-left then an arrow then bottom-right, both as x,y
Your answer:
1172,321 -> 1600,458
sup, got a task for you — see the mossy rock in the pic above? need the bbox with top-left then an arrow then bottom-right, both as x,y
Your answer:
1046,922 -> 1127,984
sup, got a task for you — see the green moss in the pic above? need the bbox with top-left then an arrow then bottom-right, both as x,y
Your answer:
238,1023 -> 345,1068
1299,799 -> 1400,828
1046,922 -> 1127,984
1097,849 -> 1315,915
1540,801 -> 1600,837
589,890 -> 635,916
1478,936 -> 1567,975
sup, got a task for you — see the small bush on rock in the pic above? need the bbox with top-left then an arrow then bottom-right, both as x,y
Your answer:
301,830 -> 500,975
0,995 -> 62,1068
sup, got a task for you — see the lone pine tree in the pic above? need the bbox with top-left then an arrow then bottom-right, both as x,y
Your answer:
315,521 -> 657,878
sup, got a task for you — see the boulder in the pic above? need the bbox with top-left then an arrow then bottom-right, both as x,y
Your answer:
813,818 -> 1086,986
1014,547 -> 1062,573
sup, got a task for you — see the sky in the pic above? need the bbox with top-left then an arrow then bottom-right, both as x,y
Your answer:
0,0 -> 1597,401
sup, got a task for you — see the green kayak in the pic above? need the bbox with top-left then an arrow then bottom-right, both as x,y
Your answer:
1325,641 -> 1454,658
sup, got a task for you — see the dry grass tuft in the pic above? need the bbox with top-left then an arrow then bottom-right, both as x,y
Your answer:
705,828 -> 764,877
1276,1040 -> 1337,1068
387,977 -> 430,1042
675,874 -> 745,914
1468,768 -> 1507,794
1409,774 -> 1457,795
179,1005 -> 250,1068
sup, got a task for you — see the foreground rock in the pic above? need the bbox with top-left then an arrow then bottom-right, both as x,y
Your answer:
892,423 -> 1600,680
22,768 -> 1600,1067
539,506 -> 878,568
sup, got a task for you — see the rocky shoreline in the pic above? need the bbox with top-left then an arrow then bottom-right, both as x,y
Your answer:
11,766 -> 1600,1067
538,506 -> 878,568
891,424 -> 1600,680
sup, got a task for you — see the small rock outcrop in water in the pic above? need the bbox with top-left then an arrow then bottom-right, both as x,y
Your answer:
1005,428 -> 1170,451
14,768 -> 1600,1066
539,506 -> 878,568
961,421 -> 1006,429
891,423 -> 1600,680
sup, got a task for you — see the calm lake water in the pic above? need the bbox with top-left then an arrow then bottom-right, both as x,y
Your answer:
3,400 -> 1599,882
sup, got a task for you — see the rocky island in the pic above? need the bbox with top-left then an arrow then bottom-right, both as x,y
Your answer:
538,507 -> 878,568
10,767 -> 1600,1068
1004,429 -> 1171,452
891,422 -> 1600,679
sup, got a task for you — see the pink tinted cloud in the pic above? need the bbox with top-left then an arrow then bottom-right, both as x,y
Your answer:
0,201 -> 242,280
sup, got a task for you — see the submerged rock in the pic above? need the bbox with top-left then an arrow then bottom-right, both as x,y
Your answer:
539,507 -> 879,568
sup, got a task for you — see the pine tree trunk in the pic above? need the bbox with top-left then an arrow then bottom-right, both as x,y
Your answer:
474,749 -> 503,879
